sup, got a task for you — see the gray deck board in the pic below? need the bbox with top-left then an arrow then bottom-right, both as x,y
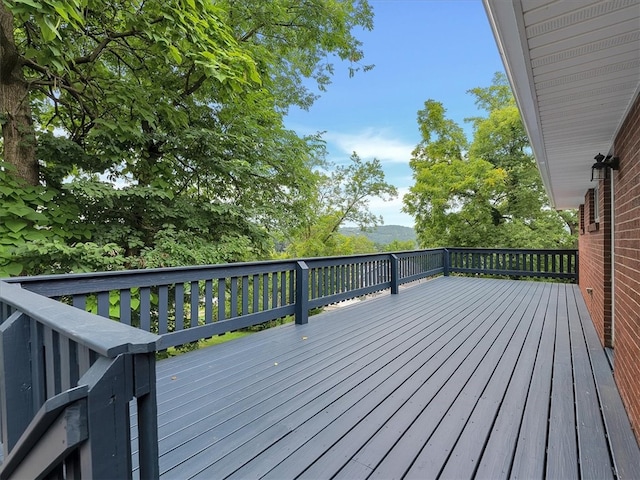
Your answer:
568,285 -> 613,479
363,281 -> 535,480
509,281 -> 558,479
132,276 -> 639,479
416,282 -> 548,480
574,287 -> 640,480
470,282 -> 551,479
547,284 -> 579,479
260,280 -> 520,480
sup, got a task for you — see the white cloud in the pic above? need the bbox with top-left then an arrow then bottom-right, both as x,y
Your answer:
289,124 -> 417,226
325,128 -> 415,164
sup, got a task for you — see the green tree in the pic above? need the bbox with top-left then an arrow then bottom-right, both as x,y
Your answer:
1,0 -> 260,183
382,240 -> 417,252
404,74 -> 576,249
0,0 -> 374,275
219,0 -> 374,112
287,152 -> 397,258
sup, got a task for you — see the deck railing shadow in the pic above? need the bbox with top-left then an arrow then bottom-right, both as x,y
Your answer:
0,247 -> 577,478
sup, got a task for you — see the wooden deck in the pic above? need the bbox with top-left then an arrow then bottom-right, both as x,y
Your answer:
136,277 -> 640,479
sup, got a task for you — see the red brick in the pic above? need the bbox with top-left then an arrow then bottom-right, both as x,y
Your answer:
579,94 -> 640,442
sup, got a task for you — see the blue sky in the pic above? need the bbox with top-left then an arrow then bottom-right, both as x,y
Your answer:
285,0 -> 505,227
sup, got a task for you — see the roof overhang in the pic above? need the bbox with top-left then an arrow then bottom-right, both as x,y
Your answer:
483,0 -> 640,209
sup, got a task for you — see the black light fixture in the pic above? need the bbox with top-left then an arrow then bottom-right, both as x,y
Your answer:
591,153 -> 619,181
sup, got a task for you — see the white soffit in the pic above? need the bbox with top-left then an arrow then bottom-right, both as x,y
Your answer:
483,0 -> 640,209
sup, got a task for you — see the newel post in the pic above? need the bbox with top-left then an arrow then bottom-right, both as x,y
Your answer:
134,352 -> 159,479
0,312 -> 33,457
295,261 -> 309,325
443,249 -> 450,276
390,254 -> 400,295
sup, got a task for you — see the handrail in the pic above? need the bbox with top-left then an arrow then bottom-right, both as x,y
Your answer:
0,281 -> 159,356
0,246 -> 578,477
1,248 -> 577,350
0,386 -> 88,480
4,250 -> 446,347
446,248 -> 578,282
5,259 -> 301,297
0,281 -> 160,479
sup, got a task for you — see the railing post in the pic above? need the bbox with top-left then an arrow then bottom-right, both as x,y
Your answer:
0,312 -> 33,457
79,356 -> 133,479
295,261 -> 309,325
134,352 -> 159,479
443,249 -> 450,276
390,254 -> 399,295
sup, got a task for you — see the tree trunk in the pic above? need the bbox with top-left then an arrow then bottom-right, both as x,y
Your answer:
0,3 -> 38,185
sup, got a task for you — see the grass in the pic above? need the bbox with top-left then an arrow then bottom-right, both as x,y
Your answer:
200,330 -> 253,347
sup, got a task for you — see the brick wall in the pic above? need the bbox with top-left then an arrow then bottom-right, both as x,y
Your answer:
578,182 -> 612,347
612,94 -> 640,441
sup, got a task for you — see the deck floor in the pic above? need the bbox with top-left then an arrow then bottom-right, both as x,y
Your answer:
138,277 -> 640,479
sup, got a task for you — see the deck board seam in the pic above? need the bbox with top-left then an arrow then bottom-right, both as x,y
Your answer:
148,279 -> 497,441
156,282 -> 520,476
133,279 -> 640,480
219,282 -> 520,480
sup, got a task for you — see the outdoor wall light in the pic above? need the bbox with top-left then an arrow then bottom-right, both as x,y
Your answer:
591,153 -> 619,181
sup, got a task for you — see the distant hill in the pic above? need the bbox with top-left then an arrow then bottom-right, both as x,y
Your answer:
339,225 -> 417,246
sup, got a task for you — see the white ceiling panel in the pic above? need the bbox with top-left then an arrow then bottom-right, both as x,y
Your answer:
523,0 -> 603,23
484,0 -> 640,209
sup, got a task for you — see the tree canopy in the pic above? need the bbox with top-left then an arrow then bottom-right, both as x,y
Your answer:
0,0 -> 374,276
285,152 -> 397,258
404,73 -> 577,249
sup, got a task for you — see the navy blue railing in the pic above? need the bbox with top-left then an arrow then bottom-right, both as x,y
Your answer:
0,281 -> 160,479
5,249 -> 446,350
0,247 -> 576,478
446,248 -> 578,281
3,248 -> 576,351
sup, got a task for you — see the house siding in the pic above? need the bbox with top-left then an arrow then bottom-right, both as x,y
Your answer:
579,183 -> 612,347
612,94 -> 640,442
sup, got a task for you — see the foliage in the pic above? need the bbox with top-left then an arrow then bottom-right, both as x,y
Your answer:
217,0 -> 374,112
286,221 -> 378,258
2,0 -> 260,180
286,152 -> 397,257
404,74 -> 576,249
0,0 -> 374,275
0,162 -> 126,276
381,240 -> 417,252
318,153 -> 398,229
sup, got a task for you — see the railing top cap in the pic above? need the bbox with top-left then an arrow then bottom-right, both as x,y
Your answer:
445,247 -> 577,253
1,248 -> 576,289
2,249 -> 446,285
2,257 -> 301,284
0,281 -> 159,356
